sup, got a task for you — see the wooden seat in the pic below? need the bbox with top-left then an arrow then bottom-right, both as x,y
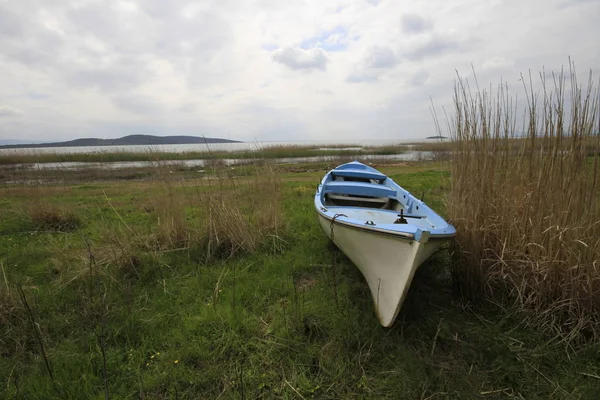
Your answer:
331,168 -> 387,181
323,181 -> 396,198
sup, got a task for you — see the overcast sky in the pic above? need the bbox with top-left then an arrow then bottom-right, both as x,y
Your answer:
1,0 -> 599,142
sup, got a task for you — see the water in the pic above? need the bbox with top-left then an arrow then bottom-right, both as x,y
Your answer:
12,151 -> 434,171
0,138 -> 430,156
0,138 -> 442,172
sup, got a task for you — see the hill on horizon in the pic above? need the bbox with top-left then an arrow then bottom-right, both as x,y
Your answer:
0,134 -> 241,149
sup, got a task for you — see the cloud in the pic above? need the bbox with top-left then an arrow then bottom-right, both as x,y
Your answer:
83,2 -> 228,60
403,34 -> 470,61
314,88 -> 334,96
409,69 -> 430,86
365,46 -> 398,68
0,5 -> 24,37
0,0 -> 598,142
0,26 -> 63,67
271,46 -> 329,71
178,103 -> 197,113
261,44 -> 278,51
300,26 -> 352,52
113,95 -> 164,115
65,59 -> 151,92
0,106 -> 25,117
235,102 -> 308,141
401,14 -> 433,35
346,71 -> 379,83
347,46 -> 398,83
482,56 -> 513,71
67,3 -> 127,49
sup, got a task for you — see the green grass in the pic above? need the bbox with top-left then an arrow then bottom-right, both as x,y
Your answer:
1,163 -> 599,399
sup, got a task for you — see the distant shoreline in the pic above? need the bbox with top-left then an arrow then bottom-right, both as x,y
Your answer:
0,134 -> 241,150
425,135 -> 448,140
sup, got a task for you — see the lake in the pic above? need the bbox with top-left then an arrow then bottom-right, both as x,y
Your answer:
9,151 -> 435,171
0,138 -> 432,156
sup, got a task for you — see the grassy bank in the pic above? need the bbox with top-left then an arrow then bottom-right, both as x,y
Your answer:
1,162 -> 599,399
0,144 -> 413,165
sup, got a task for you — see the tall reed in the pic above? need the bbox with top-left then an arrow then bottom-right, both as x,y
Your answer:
448,65 -> 600,343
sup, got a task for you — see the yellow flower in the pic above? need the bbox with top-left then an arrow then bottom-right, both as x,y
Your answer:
156,352 -> 160,356
174,360 -> 179,364
151,355 -> 155,359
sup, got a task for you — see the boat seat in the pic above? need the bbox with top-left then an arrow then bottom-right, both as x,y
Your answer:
323,181 -> 396,198
331,168 -> 387,181
327,193 -> 388,204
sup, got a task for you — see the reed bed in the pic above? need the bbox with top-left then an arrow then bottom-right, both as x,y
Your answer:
448,66 -> 600,343
0,144 -> 409,165
407,141 -> 453,152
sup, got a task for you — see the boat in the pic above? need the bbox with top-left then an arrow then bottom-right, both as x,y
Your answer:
314,161 -> 456,327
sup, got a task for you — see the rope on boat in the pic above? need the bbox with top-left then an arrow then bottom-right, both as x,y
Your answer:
330,213 -> 347,244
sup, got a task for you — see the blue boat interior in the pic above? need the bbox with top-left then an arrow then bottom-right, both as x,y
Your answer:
317,161 -> 456,237
330,167 -> 387,182
322,161 -> 405,211
323,181 -> 396,198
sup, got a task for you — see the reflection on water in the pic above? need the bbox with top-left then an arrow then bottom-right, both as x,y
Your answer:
12,151 -> 434,171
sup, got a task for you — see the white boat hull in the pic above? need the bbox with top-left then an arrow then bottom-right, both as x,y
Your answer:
318,215 -> 442,327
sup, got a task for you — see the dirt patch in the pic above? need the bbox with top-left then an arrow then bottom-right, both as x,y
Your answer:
294,276 -> 318,290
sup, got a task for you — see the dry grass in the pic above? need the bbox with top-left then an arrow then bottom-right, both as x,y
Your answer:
151,168 -> 190,248
447,64 -> 600,343
201,162 -> 284,258
29,205 -> 80,232
0,143 -> 406,166
144,160 -> 285,259
17,185 -> 82,232
0,262 -> 23,358
409,141 -> 453,152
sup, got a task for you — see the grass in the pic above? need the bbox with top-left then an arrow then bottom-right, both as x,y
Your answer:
1,161 -> 599,399
29,205 -> 81,232
446,65 -> 600,343
0,156 -> 414,186
0,144 -> 411,165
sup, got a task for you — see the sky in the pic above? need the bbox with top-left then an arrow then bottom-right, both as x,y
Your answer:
0,0 -> 599,143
